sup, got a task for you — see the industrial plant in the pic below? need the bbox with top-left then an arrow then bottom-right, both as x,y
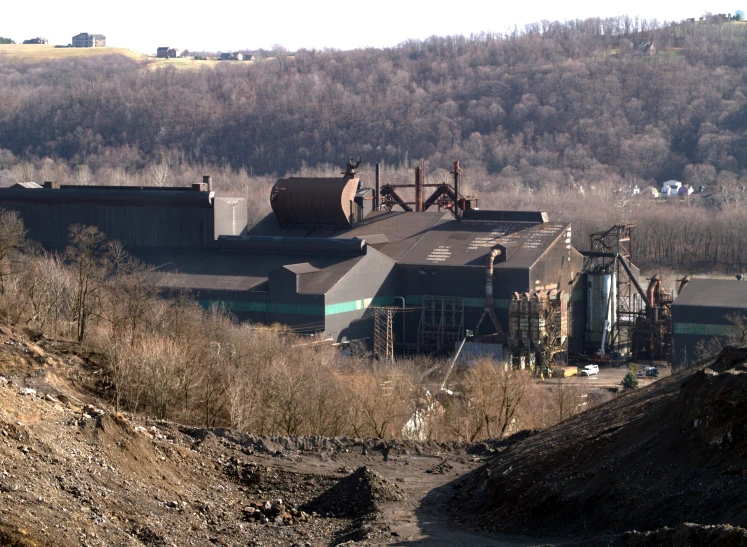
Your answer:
1,161 -> 744,370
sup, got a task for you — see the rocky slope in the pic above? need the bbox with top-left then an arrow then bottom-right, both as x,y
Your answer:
453,347 -> 747,538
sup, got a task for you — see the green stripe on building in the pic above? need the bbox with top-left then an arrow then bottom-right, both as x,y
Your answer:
673,323 -> 740,337
200,296 -> 398,317
325,295 -> 396,316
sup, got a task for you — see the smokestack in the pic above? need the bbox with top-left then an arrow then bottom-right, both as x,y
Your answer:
415,164 -> 424,212
678,275 -> 692,294
452,160 -> 461,220
375,163 -> 381,211
203,175 -> 213,192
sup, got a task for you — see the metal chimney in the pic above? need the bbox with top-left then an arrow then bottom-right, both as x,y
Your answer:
203,175 -> 213,192
452,160 -> 461,220
415,164 -> 424,212
375,163 -> 381,211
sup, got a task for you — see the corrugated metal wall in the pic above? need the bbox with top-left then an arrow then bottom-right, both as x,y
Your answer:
4,203 -> 215,249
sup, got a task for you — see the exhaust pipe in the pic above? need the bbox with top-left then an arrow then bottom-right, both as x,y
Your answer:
475,247 -> 504,336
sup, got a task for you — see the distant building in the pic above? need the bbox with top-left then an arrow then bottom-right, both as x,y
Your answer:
660,180 -> 683,196
672,277 -> 747,367
219,52 -> 243,61
677,185 -> 694,197
642,186 -> 660,198
156,47 -> 181,58
72,33 -> 106,48
22,37 -> 48,45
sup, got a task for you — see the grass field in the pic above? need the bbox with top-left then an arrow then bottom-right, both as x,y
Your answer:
0,44 -> 245,70
145,56 -> 223,70
0,44 -> 148,61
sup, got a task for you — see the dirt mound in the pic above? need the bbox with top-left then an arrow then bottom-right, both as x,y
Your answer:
453,346 -> 747,536
304,466 -> 406,519
575,523 -> 747,546
618,523 -> 747,547
679,351 -> 747,455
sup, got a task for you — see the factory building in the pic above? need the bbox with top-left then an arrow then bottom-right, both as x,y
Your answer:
0,163 -> 585,363
672,278 -> 747,367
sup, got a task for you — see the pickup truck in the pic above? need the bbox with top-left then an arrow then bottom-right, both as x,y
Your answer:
580,364 -> 599,376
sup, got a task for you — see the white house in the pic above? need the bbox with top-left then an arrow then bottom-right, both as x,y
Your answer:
660,180 -> 683,196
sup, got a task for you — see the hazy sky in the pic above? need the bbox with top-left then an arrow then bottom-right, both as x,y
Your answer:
3,1 -> 742,54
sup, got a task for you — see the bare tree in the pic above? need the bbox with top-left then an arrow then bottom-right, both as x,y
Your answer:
74,165 -> 92,186
65,225 -> 109,342
462,360 -> 530,441
0,209 -> 27,292
148,161 -> 170,187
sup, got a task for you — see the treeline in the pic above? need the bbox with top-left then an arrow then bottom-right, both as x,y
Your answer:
0,211 -> 593,440
3,16 -> 747,187
1,153 -> 745,273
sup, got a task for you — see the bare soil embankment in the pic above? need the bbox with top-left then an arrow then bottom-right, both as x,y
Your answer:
2,324 -> 747,546
452,347 -> 747,544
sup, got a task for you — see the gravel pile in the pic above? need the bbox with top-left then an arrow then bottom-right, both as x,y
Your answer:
304,466 -> 406,519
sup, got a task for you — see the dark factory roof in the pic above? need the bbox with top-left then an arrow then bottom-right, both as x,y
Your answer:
673,278 -> 747,309
0,184 -> 215,207
398,219 -> 570,268
132,247 -> 368,295
246,209 -> 565,267
339,211 -> 451,261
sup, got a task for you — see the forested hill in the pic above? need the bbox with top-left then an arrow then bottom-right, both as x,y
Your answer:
2,16 -> 747,188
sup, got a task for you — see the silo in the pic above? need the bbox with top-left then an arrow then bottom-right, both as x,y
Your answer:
586,271 -> 617,352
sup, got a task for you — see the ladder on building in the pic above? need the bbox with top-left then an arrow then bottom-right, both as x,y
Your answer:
373,306 -> 395,362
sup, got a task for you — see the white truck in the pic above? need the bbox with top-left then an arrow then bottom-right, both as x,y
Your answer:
580,364 -> 599,376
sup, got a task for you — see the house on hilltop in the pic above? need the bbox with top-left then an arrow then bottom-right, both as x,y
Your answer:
72,33 -> 106,48
22,37 -> 48,45
156,47 -> 181,58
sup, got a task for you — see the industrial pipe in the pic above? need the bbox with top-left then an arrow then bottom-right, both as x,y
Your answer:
646,275 -> 661,309
375,163 -> 381,211
678,275 -> 691,295
475,247 -> 503,335
415,165 -> 424,212
616,254 -> 650,309
452,160 -> 461,220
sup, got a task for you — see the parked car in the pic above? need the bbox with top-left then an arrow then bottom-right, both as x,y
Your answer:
645,366 -> 659,377
580,364 -> 599,376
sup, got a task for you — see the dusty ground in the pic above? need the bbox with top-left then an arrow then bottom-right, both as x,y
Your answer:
1,327 -> 746,546
0,327 -> 563,546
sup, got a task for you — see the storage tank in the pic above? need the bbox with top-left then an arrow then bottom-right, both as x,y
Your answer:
586,271 -> 617,351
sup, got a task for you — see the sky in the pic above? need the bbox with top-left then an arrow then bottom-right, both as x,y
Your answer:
2,1 -> 743,54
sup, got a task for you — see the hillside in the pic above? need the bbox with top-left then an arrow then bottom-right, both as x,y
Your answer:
0,44 -> 147,61
453,346 -> 747,539
4,16 -> 747,186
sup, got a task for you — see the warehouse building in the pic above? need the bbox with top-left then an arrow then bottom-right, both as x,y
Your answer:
672,277 -> 747,366
0,167 -> 585,358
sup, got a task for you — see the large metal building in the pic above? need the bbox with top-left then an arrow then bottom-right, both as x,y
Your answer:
0,165 -> 585,360
672,278 -> 747,366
